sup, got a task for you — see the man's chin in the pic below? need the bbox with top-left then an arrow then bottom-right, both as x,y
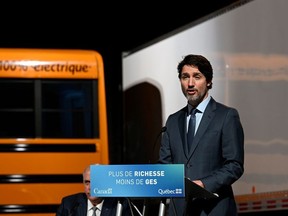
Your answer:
187,97 -> 196,105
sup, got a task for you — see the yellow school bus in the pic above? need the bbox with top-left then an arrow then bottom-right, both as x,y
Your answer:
0,48 -> 109,216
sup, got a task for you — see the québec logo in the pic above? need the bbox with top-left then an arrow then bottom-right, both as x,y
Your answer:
158,188 -> 183,195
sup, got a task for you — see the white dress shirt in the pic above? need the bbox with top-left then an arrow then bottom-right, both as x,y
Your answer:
87,200 -> 104,216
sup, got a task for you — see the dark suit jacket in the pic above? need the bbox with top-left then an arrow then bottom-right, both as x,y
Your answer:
55,193 -> 132,216
159,97 -> 244,216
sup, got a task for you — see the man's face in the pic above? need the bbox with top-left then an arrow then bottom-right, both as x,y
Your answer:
83,170 -> 102,204
180,65 -> 209,107
83,170 -> 92,198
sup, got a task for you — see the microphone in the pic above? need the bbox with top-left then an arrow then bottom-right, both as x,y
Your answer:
161,126 -> 167,132
127,197 -> 143,216
149,126 -> 167,164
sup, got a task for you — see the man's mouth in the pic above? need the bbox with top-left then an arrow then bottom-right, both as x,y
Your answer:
187,89 -> 196,94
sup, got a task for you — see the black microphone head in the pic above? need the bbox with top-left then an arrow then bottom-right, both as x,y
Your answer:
161,126 -> 167,132
149,126 -> 167,164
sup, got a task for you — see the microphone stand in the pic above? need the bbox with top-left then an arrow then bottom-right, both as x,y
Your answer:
158,198 -> 167,216
143,126 -> 167,216
116,199 -> 123,216
148,126 -> 167,164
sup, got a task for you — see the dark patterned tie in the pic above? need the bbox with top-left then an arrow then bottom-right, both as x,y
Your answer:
92,206 -> 97,216
187,108 -> 197,151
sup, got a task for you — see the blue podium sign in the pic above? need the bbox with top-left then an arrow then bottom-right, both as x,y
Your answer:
90,164 -> 184,197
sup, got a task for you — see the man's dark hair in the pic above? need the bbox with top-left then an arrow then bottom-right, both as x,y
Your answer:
177,54 -> 213,89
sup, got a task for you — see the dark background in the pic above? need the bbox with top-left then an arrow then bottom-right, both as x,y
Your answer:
0,0 -> 240,163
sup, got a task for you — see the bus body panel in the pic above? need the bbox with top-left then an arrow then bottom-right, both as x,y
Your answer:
0,184 -> 83,204
0,49 -> 103,79
0,49 -> 109,215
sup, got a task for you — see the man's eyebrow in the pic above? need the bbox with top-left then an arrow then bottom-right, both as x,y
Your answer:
84,180 -> 90,183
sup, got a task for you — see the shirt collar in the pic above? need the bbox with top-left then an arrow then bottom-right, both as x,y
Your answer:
88,199 -> 104,212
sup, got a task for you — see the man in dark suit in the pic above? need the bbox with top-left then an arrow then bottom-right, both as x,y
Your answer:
56,165 -> 132,216
158,54 -> 244,216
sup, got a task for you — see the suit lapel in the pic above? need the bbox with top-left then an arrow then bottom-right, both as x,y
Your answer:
101,198 -> 117,216
75,194 -> 88,216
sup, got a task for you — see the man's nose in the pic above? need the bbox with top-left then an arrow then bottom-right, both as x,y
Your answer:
188,77 -> 195,86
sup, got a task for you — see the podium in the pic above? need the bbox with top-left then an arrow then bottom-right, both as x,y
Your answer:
182,177 -> 218,215
90,164 -> 218,216
184,177 -> 218,200
142,177 -> 218,216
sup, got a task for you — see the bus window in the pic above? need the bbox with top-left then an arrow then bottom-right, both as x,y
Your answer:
41,79 -> 97,138
0,48 -> 109,216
